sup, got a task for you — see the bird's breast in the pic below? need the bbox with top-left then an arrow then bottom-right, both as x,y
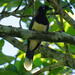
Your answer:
32,21 -> 47,32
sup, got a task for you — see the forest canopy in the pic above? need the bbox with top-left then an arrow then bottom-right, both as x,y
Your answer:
0,0 -> 75,75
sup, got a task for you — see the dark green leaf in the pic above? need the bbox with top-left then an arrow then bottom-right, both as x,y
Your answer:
0,53 -> 14,65
5,64 -> 17,72
0,70 -> 17,75
0,39 -> 4,51
68,44 -> 75,53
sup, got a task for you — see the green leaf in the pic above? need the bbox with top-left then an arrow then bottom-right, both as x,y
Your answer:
0,0 -> 12,6
49,23 -> 60,32
33,58 -> 42,67
49,67 -> 64,75
0,70 -> 17,75
14,57 -> 25,71
6,0 -> 22,11
0,53 -> 14,65
0,39 -> 4,51
68,44 -> 75,53
23,8 -> 33,15
66,26 -> 75,35
34,0 -> 42,9
14,59 -> 32,75
5,64 -> 17,72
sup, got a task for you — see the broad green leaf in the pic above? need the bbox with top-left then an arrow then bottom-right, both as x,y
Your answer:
0,53 -> 14,65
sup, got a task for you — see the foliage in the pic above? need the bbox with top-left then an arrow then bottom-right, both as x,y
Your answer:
0,0 -> 75,75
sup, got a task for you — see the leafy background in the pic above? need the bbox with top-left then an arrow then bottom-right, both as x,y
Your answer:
0,0 -> 75,75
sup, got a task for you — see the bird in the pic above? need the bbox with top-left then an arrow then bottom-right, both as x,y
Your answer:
24,5 -> 52,71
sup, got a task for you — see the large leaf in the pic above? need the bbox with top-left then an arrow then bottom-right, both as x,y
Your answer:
0,53 -> 14,65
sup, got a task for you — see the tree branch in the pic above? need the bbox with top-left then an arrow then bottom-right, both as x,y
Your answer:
2,35 -> 75,69
3,36 -> 26,51
33,62 -> 64,75
47,0 -> 75,28
39,46 -> 75,69
0,25 -> 75,45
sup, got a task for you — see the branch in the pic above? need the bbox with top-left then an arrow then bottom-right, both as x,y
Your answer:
0,25 -> 75,45
3,36 -> 26,51
47,0 -> 75,28
33,62 -> 64,75
0,11 -> 32,19
2,35 -> 75,69
39,46 -> 75,69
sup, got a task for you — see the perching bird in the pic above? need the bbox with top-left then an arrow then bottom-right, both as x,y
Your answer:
24,5 -> 52,71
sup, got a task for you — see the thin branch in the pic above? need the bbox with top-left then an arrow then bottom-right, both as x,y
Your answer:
14,0 -> 23,12
3,36 -> 26,51
33,62 -> 64,75
19,18 -> 22,28
39,45 -> 75,69
0,11 -> 33,18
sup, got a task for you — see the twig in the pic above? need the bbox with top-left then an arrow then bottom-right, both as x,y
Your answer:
19,18 -> 22,28
14,0 -> 23,12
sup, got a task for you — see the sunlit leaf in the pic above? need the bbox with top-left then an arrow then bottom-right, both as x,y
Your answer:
64,22 -> 70,32
66,26 -> 75,35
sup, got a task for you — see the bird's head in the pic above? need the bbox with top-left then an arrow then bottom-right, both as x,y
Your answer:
38,5 -> 52,15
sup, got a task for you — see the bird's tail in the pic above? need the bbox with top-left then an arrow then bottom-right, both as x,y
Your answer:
24,50 -> 34,71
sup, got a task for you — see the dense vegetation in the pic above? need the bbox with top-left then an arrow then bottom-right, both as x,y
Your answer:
0,0 -> 75,75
